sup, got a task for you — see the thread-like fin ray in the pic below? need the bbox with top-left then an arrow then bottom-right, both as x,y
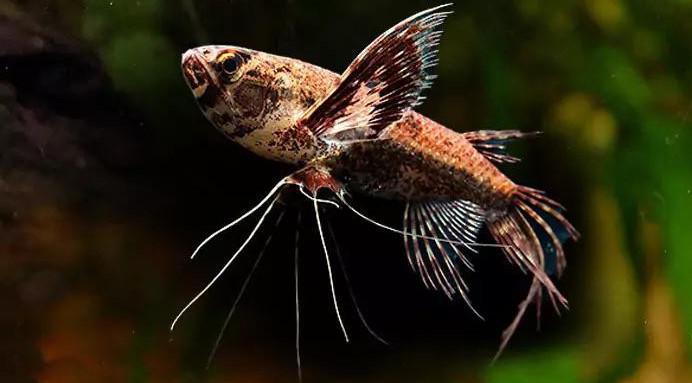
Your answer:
170,195 -> 280,331
327,221 -> 390,345
190,178 -> 288,259
297,4 -> 453,141
294,212 -> 303,383
313,196 -> 350,342
206,210 -> 286,369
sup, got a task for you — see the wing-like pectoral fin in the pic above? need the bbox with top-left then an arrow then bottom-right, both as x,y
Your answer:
297,4 -> 453,141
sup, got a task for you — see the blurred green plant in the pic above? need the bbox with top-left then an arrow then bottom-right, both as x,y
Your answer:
3,0 -> 692,382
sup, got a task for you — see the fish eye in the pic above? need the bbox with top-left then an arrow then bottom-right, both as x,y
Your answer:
220,55 -> 240,75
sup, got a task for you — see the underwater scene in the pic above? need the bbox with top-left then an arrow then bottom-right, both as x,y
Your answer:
1,1 -> 691,382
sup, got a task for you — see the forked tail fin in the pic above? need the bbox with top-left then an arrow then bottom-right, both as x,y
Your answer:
487,185 -> 579,358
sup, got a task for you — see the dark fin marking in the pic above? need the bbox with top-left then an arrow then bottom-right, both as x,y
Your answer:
462,130 -> 541,164
297,4 -> 452,140
206,210 -> 286,369
404,200 -> 486,318
487,187 -> 578,359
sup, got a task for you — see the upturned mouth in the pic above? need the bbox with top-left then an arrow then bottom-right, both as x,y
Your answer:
181,50 -> 211,98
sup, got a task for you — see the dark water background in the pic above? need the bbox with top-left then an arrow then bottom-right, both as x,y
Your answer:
1,1 -> 691,382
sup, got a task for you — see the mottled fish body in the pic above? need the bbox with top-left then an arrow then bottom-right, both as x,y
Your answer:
175,3 -> 579,360
327,111 -> 516,206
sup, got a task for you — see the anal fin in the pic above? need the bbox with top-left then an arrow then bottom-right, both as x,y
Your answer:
403,199 -> 486,317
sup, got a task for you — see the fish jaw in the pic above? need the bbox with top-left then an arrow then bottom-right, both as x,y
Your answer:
181,49 -> 212,99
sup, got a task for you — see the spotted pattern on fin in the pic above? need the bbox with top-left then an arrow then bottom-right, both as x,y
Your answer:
403,199 -> 485,317
298,4 -> 453,141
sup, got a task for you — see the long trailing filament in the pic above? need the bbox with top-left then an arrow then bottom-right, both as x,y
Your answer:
190,177 -> 289,259
170,195 -> 280,331
313,195 -> 350,342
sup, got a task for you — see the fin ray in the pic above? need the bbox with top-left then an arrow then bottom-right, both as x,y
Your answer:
403,199 -> 486,316
462,130 -> 540,165
487,186 -> 578,357
297,4 -> 452,140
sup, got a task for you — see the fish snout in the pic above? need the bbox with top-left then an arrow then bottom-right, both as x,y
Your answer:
181,50 -> 211,99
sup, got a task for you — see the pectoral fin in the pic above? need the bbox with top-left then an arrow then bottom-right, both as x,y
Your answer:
297,4 -> 453,141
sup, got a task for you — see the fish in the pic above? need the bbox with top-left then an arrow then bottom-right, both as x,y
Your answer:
173,3 -> 579,364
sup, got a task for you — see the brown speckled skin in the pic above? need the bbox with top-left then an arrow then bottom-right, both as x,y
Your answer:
182,46 -> 517,211
328,112 -> 516,209
182,46 -> 338,164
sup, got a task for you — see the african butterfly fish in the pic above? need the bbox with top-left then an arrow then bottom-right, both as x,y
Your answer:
172,3 -> 579,365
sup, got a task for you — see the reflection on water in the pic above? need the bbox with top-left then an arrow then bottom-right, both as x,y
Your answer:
1,1 -> 691,382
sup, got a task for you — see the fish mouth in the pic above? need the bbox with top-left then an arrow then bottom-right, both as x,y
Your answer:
181,50 -> 212,99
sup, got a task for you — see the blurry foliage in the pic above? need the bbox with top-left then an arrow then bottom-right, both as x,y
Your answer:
486,347 -> 582,383
82,0 -> 176,109
1,0 -> 692,383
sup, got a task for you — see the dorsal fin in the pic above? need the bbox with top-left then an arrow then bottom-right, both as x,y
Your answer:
462,130 -> 540,164
297,4 -> 453,141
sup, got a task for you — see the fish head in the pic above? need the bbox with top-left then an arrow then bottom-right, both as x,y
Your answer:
182,45 -> 336,163
181,45 -> 271,134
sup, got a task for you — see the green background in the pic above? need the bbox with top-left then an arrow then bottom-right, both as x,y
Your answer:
1,0 -> 691,382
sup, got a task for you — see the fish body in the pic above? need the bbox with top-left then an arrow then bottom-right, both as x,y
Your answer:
177,4 -> 579,356
327,111 -> 516,208
183,48 -> 513,209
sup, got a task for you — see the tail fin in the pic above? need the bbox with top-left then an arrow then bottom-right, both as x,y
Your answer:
487,185 -> 579,358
